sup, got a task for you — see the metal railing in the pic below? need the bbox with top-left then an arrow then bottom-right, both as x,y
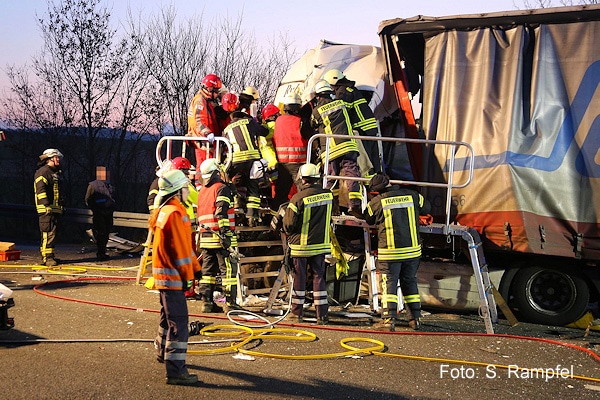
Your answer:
306,133 -> 475,231
155,136 -> 233,170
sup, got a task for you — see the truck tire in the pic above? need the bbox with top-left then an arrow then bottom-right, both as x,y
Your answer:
511,266 -> 589,326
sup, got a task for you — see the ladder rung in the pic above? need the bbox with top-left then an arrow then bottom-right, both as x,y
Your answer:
239,255 -> 284,263
239,271 -> 280,279
245,287 -> 282,295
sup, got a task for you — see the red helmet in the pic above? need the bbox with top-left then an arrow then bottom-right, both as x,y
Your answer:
261,104 -> 280,122
171,156 -> 192,170
221,92 -> 239,112
201,74 -> 222,97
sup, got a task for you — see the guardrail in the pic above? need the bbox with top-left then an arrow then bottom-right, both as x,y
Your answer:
0,203 -> 150,229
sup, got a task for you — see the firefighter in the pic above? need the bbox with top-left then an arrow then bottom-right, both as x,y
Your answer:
310,79 -> 363,218
196,158 -> 238,313
34,148 -> 65,267
240,85 -> 260,119
260,103 -> 280,207
187,73 -> 223,178
271,92 -> 309,214
170,157 -> 198,230
323,68 -> 381,174
283,163 -> 333,324
222,92 -> 269,227
149,169 -> 201,386
85,165 -> 116,261
364,173 -> 431,331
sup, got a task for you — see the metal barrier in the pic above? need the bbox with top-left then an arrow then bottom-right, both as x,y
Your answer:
306,133 -> 475,233
155,136 -> 233,170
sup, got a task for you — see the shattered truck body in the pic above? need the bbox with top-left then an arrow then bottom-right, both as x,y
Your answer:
378,5 -> 600,325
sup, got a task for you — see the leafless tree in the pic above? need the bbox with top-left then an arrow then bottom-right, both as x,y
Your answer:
517,0 -> 599,8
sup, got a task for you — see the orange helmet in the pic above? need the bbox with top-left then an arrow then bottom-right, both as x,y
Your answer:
261,104 -> 280,122
221,92 -> 239,112
171,156 -> 191,171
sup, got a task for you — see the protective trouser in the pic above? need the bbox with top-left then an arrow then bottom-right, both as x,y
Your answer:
291,254 -> 328,319
155,290 -> 190,378
228,160 -> 261,219
198,248 -> 237,304
379,258 -> 421,320
272,163 -> 301,213
38,213 -> 59,262
326,152 -> 362,209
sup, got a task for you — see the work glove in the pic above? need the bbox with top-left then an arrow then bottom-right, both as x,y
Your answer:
206,133 -> 215,143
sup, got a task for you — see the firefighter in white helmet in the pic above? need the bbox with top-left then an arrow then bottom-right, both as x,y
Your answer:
34,148 -> 65,266
282,163 -> 333,324
149,169 -> 201,385
196,158 -> 239,313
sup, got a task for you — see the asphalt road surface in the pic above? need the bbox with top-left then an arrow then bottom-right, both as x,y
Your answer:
2,244 -> 600,399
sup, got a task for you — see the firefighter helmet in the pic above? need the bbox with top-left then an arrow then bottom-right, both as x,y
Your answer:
314,79 -> 333,94
157,170 -> 189,199
283,92 -> 301,105
261,104 -> 280,122
242,86 -> 260,100
221,92 -> 239,112
171,157 -> 191,171
40,148 -> 63,160
299,163 -> 320,179
201,74 -> 222,97
200,158 -> 220,180
323,69 -> 345,86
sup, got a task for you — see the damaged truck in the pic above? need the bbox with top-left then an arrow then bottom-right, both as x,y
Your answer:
377,5 -> 600,325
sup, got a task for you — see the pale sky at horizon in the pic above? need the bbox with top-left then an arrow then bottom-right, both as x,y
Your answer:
0,0 -> 533,93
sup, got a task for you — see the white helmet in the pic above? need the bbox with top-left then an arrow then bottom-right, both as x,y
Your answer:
313,79 -> 333,95
242,86 -> 260,100
157,170 -> 189,200
40,148 -> 63,161
200,158 -> 220,180
322,69 -> 345,86
299,163 -> 320,179
283,92 -> 302,105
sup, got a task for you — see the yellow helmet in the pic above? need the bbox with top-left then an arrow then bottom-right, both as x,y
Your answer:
283,92 -> 302,105
322,69 -> 345,86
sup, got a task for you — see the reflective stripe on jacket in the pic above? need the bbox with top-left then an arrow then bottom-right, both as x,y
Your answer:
283,184 -> 333,257
273,114 -> 307,164
151,199 -> 200,290
34,164 -> 63,214
197,178 -> 237,249
310,98 -> 359,160
364,186 -> 430,261
223,114 -> 263,163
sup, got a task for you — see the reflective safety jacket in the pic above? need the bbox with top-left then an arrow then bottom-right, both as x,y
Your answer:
147,178 -> 159,211
334,82 -> 379,136
259,120 -> 278,168
310,98 -> 359,161
273,114 -> 308,164
187,91 -> 221,137
151,198 -> 201,290
197,177 -> 237,249
364,185 -> 431,261
283,183 -> 333,257
222,111 -> 267,163
34,164 -> 64,215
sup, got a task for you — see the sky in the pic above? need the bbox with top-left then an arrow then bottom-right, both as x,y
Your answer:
0,0 -> 528,93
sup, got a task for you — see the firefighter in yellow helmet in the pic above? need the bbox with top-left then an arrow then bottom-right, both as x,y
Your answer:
283,163 -> 333,324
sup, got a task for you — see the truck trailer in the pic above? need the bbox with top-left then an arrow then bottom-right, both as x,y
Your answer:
378,5 -> 600,325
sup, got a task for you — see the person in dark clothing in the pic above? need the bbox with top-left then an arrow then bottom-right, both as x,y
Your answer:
364,173 -> 431,331
34,148 -> 65,267
283,163 -> 333,324
85,165 -> 116,261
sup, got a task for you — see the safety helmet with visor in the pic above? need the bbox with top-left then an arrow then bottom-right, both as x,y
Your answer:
200,158 -> 221,181
322,69 -> 346,86
156,169 -> 189,207
299,163 -> 320,179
